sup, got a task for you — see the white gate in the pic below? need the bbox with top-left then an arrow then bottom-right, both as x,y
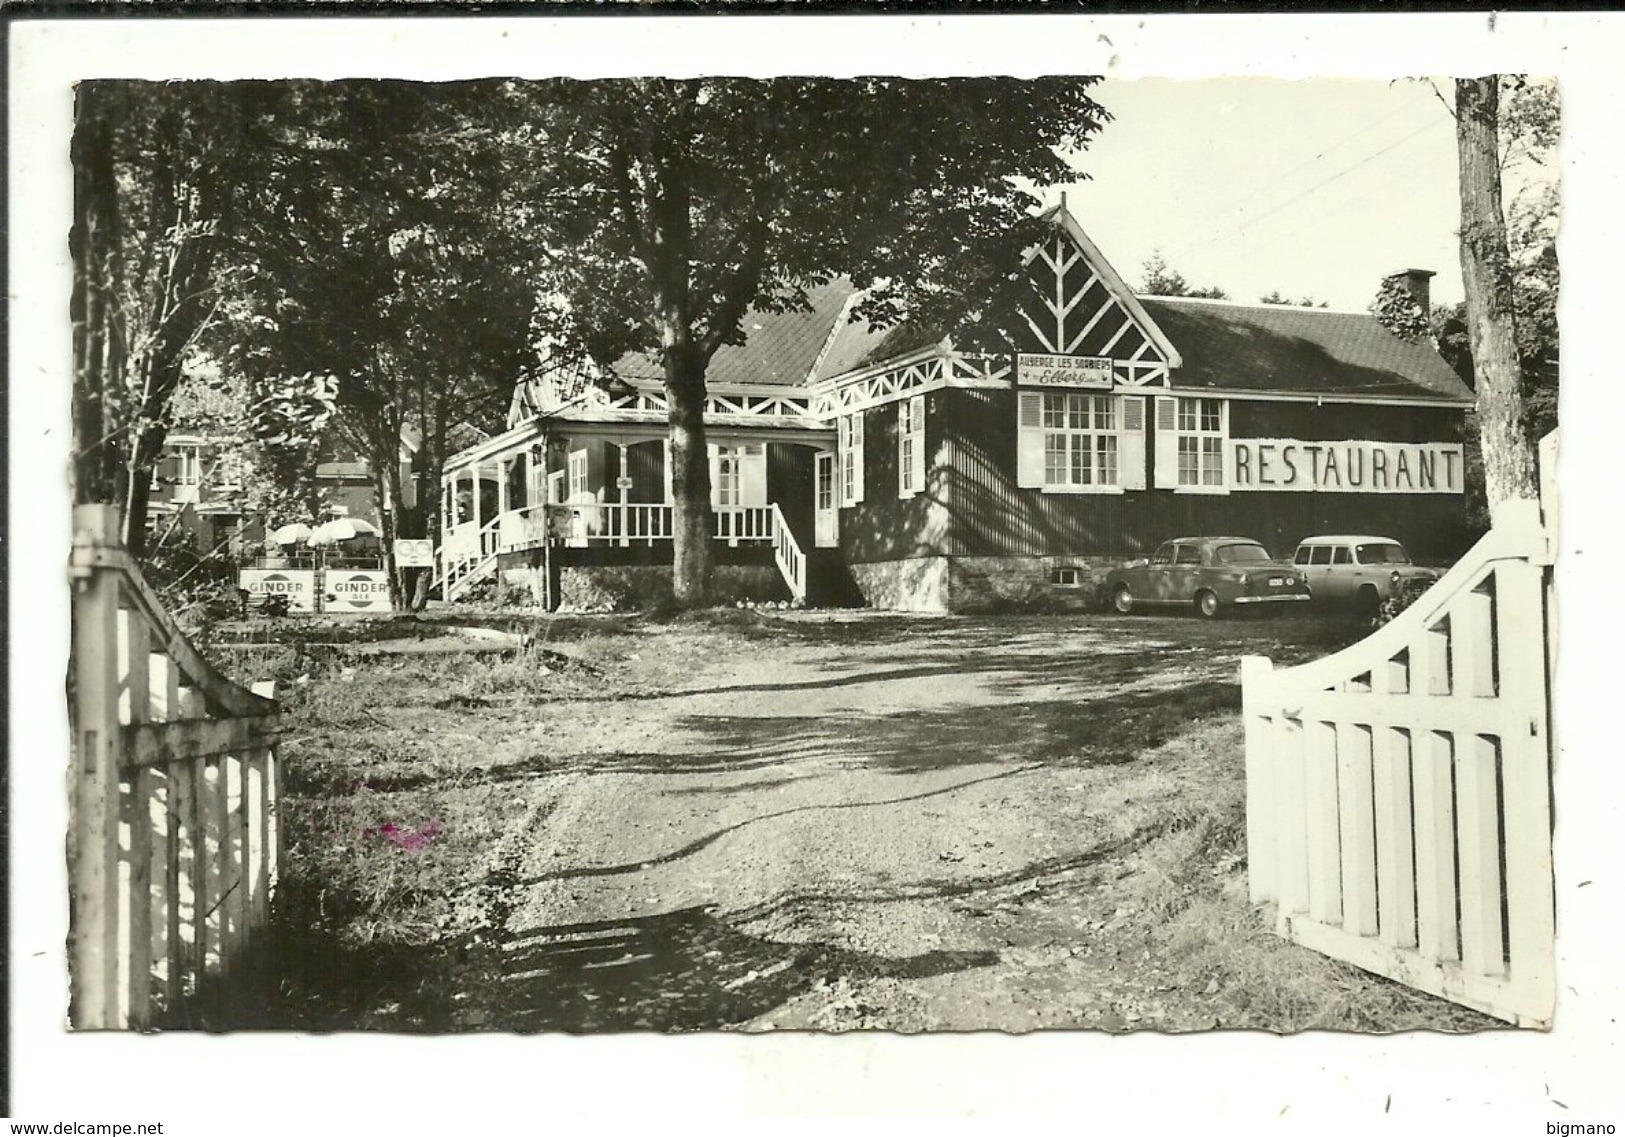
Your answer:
1241,434 -> 1557,1027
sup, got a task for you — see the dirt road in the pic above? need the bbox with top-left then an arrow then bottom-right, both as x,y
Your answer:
398,611 -> 1453,1033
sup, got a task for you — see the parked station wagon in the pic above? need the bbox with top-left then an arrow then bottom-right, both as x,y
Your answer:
1291,535 -> 1441,616
1105,537 -> 1311,618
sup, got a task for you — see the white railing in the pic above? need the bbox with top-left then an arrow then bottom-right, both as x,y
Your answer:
438,502 -> 804,601
712,505 -> 773,546
1242,433 -> 1557,1027
770,503 -> 807,603
70,505 -> 281,1029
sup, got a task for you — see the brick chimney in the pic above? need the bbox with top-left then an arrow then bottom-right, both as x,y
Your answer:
1385,268 -> 1435,316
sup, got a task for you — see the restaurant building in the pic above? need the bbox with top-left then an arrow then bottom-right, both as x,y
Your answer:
438,206 -> 1474,611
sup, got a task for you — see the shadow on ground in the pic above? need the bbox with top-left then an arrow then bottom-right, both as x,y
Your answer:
472,905 -> 998,1032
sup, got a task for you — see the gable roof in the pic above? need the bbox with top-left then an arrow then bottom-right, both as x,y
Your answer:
614,280 -> 861,388
1136,296 -> 1472,402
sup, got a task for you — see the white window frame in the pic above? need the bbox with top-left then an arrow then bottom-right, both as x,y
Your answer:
1039,392 -> 1120,493
567,448 -> 589,499
898,395 -> 925,499
1174,397 -> 1228,492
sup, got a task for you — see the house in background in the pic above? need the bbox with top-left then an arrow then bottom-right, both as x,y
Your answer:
149,422 -> 435,559
438,205 -> 1475,612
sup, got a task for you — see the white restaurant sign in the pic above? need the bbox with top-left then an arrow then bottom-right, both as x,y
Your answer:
1016,353 -> 1114,389
1229,438 -> 1464,494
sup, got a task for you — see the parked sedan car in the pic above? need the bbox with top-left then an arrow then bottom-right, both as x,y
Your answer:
1291,535 -> 1441,617
1105,537 -> 1311,618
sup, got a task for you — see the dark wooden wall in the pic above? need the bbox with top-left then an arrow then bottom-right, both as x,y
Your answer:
838,387 -> 1474,566
836,394 -> 957,564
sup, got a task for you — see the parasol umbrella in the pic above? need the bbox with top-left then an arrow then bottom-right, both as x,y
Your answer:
309,517 -> 381,545
269,522 -> 314,547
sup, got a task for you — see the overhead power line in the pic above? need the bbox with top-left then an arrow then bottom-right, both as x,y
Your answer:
1155,89 -> 1435,256
1170,116 -> 1447,261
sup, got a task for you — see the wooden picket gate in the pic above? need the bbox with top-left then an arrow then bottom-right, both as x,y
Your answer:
1242,435 -> 1558,1027
69,504 -> 283,1029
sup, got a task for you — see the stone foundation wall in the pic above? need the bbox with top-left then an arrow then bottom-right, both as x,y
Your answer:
947,555 -> 1121,613
499,564 -> 785,611
847,557 -> 951,612
846,554 -> 1123,613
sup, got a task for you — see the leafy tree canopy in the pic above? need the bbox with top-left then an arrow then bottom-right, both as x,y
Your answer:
1139,250 -> 1227,300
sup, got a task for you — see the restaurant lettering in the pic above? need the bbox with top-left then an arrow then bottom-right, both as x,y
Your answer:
1229,439 -> 1463,494
1016,353 -> 1114,389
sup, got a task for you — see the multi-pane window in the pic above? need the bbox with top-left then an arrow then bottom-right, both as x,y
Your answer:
898,396 -> 924,497
1175,397 -> 1225,488
568,449 -> 588,498
1041,393 -> 1118,488
715,448 -> 740,507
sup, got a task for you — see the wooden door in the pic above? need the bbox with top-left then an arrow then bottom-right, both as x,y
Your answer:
814,451 -> 838,548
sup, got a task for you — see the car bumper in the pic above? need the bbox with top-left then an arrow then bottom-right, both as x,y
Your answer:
1231,593 -> 1312,605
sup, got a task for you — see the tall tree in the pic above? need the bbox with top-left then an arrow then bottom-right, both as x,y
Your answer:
1456,76 -> 1539,522
223,82 -> 536,607
70,81 -> 259,558
514,78 -> 1109,605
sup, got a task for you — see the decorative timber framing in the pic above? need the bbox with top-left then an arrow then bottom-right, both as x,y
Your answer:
809,351 -> 1011,418
1014,208 -> 1181,388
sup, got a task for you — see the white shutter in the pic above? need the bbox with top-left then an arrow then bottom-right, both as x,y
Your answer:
663,439 -> 674,504
707,442 -> 721,507
850,412 -> 865,504
1017,392 -> 1045,489
741,444 -> 767,506
910,395 -> 927,494
1118,395 -> 1147,491
1153,395 -> 1180,489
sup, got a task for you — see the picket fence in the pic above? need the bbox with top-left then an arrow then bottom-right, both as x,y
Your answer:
69,504 -> 282,1029
1242,433 -> 1558,1027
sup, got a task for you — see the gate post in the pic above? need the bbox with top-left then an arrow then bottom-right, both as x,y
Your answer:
69,504 -> 126,1028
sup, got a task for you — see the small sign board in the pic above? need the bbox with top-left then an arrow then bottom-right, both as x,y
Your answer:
615,475 -> 634,491
239,568 -> 317,613
1016,353 -> 1114,389
394,538 -> 434,568
324,570 -> 391,613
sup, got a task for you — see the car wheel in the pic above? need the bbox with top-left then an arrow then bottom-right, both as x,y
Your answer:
1195,589 -> 1221,619
1357,585 -> 1382,623
1112,584 -> 1135,615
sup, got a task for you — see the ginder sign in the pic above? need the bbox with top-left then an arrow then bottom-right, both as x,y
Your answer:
1016,353 -> 1114,389
324,570 -> 391,612
239,568 -> 317,612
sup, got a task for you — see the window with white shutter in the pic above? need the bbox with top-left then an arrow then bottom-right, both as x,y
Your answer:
1021,392 -> 1122,493
898,394 -> 926,499
840,412 -> 865,505
1118,395 -> 1147,490
1156,396 -> 1229,492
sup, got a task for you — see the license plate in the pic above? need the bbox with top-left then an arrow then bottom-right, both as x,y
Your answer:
1269,577 -> 1287,587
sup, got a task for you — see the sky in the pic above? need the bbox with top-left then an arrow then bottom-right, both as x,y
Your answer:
1034,77 -> 1470,312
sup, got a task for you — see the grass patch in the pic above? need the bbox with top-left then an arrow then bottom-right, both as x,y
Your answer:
1090,716 -> 1501,1034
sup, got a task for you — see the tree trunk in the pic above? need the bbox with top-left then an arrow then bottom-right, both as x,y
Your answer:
71,86 -> 122,508
1457,76 -> 1539,524
665,351 -> 712,608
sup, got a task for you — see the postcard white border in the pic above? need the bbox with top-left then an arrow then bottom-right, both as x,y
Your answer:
9,11 -> 1624,1126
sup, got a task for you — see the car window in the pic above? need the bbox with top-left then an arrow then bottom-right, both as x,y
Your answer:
1333,546 -> 1352,565
1175,545 -> 1202,565
1293,546 -> 1312,565
1216,543 -> 1270,564
1151,543 -> 1175,565
1309,545 -> 1333,566
1356,542 -> 1411,565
